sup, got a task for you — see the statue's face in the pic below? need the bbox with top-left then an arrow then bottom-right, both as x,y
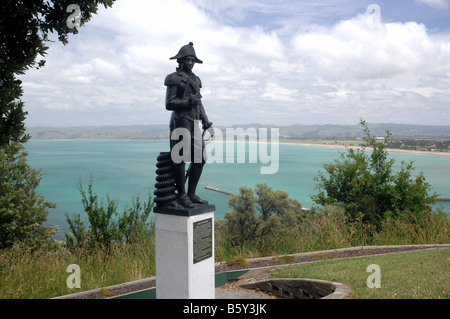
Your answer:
181,56 -> 196,72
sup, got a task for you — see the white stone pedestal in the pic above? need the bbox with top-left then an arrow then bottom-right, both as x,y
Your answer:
155,205 -> 215,299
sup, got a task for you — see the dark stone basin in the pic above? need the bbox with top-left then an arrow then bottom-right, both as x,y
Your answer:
239,278 -> 351,299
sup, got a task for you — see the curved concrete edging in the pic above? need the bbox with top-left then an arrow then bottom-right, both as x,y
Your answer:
325,281 -> 352,299
227,244 -> 450,265
52,276 -> 157,299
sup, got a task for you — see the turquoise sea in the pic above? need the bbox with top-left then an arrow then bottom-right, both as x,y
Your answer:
25,140 -> 450,240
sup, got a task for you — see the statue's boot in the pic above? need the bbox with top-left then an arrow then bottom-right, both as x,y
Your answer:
178,193 -> 195,208
174,163 -> 195,208
187,163 -> 208,205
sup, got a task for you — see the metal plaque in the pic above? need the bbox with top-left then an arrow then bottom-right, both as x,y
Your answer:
193,218 -> 213,264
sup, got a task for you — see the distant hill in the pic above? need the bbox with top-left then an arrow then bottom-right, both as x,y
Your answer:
279,123 -> 450,139
28,125 -> 170,140
27,123 -> 450,140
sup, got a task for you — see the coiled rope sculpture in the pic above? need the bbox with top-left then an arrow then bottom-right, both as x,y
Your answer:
153,152 -> 177,207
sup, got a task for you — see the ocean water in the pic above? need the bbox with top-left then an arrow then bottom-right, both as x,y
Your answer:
25,140 -> 450,240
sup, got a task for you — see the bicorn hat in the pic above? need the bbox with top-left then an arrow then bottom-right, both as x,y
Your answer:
170,42 -> 203,64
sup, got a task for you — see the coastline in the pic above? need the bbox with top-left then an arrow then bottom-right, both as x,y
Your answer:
278,141 -> 450,157
29,138 -> 450,157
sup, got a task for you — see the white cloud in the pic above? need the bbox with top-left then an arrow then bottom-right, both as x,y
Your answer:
262,82 -> 298,101
20,0 -> 450,127
415,0 -> 449,9
285,9 -> 450,125
290,13 -> 449,80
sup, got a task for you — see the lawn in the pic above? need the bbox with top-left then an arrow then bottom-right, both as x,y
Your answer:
273,248 -> 449,299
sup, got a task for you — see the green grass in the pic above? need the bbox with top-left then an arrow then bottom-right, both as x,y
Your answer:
0,239 -> 156,299
273,248 -> 450,299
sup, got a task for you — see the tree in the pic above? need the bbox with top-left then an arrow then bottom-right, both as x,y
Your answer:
0,0 -> 115,146
0,142 -> 56,249
311,120 -> 437,227
222,183 -> 303,245
0,0 -> 115,248
225,186 -> 260,244
255,183 -> 303,225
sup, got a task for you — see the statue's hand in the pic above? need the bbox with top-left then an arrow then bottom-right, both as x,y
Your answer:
188,96 -> 201,108
203,126 -> 215,141
202,121 -> 213,130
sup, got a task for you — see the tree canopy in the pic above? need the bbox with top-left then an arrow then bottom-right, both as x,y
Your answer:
0,0 -> 115,146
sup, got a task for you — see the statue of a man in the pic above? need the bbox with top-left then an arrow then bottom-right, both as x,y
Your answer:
164,42 -> 213,208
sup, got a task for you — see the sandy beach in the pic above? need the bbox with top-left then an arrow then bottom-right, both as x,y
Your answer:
278,141 -> 450,157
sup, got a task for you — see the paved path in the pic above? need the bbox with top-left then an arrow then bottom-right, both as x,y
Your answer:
215,287 -> 267,299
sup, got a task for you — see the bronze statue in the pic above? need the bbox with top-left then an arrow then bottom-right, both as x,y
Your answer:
164,42 -> 213,208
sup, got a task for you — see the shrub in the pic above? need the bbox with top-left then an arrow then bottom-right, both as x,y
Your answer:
221,183 -> 304,246
65,178 -> 154,249
311,120 -> 437,228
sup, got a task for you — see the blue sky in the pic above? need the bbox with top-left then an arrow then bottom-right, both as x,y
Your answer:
21,0 -> 450,127
197,0 -> 450,30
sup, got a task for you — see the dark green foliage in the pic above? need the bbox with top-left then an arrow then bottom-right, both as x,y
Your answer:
0,0 -> 115,146
118,195 -> 154,244
0,79 -> 30,146
224,186 -> 260,243
65,178 -> 154,249
0,0 -> 115,249
219,183 -> 304,246
311,120 -> 438,227
0,142 -> 56,249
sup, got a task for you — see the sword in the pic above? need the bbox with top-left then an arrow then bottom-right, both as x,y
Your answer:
202,126 -> 215,141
